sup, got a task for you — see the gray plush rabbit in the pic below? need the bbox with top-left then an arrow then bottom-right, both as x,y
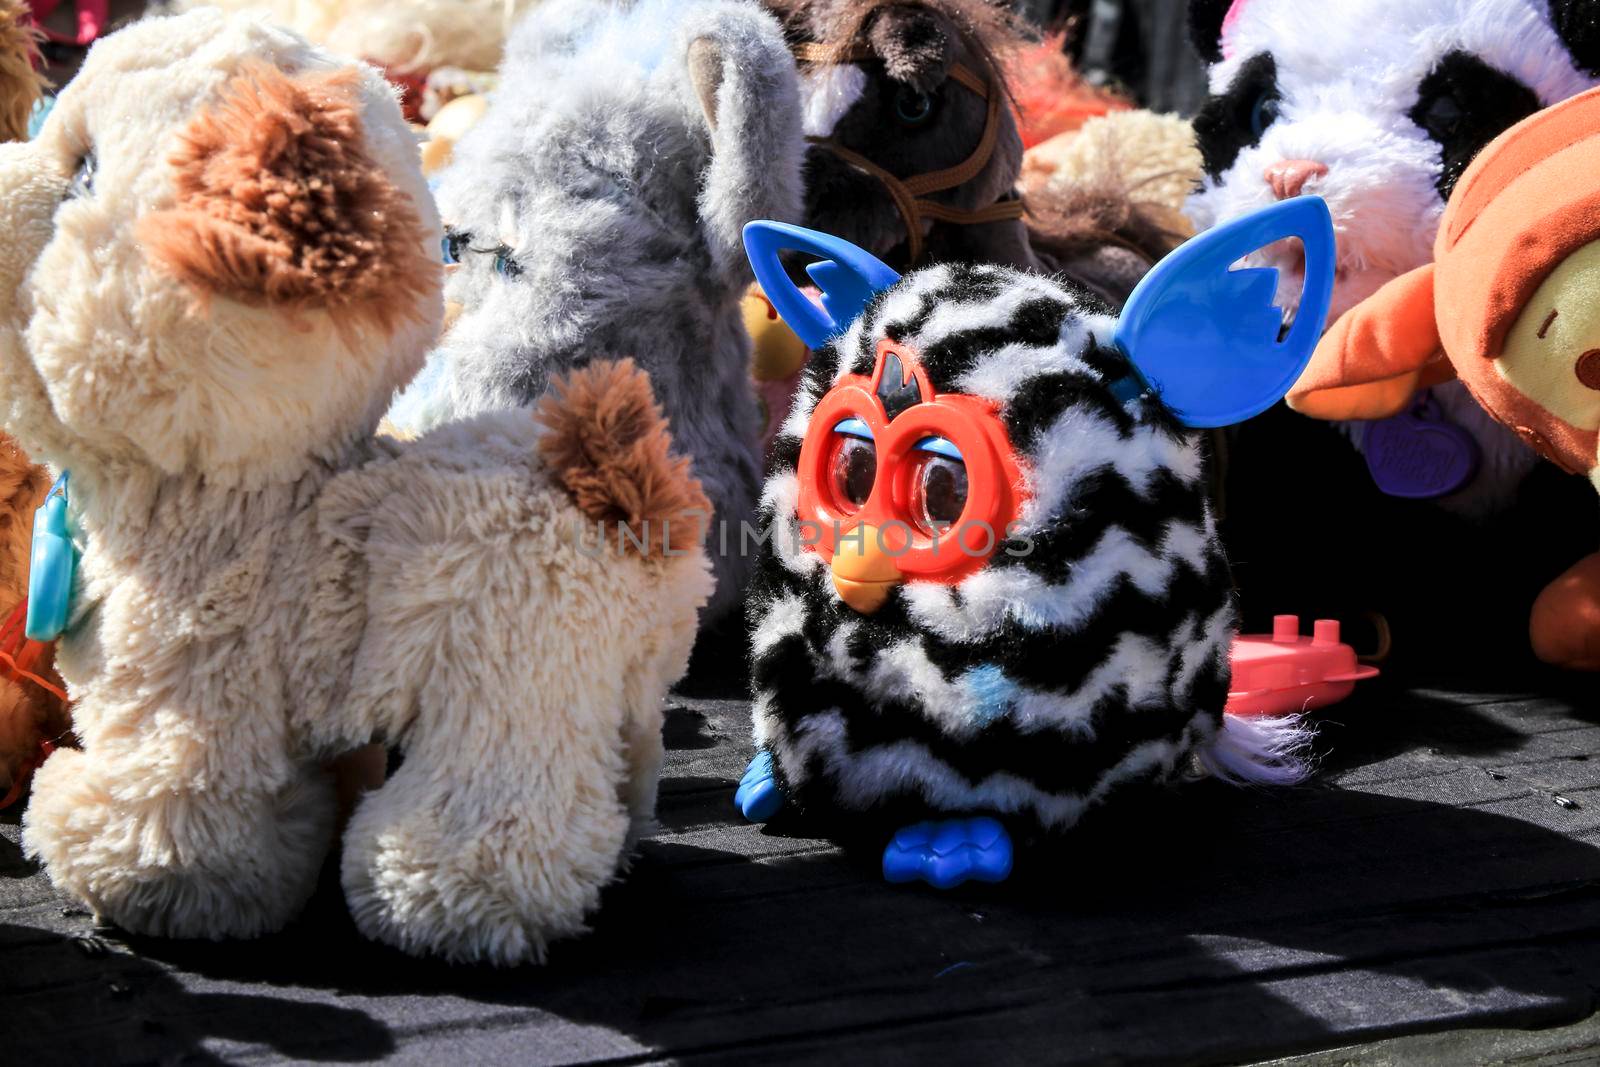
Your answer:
390,0 -> 805,623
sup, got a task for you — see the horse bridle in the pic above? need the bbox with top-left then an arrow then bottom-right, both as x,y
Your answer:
794,41 -> 1024,265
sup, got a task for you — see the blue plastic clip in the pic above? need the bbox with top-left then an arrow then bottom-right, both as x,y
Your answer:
26,472 -> 74,643
26,95 -> 54,141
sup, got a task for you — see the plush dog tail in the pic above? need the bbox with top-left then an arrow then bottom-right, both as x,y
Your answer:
1198,711 -> 1316,787
0,0 -> 46,144
535,359 -> 711,558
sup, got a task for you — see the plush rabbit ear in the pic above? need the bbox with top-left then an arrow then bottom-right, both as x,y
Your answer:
686,8 -> 805,282
743,220 -> 901,350
1112,195 -> 1336,428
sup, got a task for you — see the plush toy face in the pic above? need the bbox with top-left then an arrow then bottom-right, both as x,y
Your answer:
794,338 -> 1027,609
407,0 -> 803,426
0,10 -> 441,484
776,0 -> 1026,269
1494,240 -> 1600,475
1187,0 -> 1599,324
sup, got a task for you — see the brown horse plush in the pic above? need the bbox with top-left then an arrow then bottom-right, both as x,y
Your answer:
769,0 -> 1176,304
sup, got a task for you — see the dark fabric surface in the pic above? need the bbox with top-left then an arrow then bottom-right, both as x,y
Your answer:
7,652 -> 1600,1065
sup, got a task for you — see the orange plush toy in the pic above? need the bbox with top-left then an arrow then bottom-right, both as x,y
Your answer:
1288,87 -> 1600,670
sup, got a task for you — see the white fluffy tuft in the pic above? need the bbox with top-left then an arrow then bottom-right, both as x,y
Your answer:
800,63 -> 865,137
1198,712 -> 1316,786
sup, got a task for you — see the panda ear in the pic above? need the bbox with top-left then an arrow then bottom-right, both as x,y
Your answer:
1551,1 -> 1600,78
1188,0 -> 1232,64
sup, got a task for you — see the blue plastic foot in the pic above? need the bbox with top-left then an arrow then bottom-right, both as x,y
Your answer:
734,751 -> 784,822
882,817 -> 1013,888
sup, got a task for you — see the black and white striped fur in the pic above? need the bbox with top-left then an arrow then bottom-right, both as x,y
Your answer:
748,262 -> 1309,834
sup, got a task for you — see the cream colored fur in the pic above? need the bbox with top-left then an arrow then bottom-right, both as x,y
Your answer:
1022,110 -> 1203,238
164,0 -> 539,73
1,11 -> 710,964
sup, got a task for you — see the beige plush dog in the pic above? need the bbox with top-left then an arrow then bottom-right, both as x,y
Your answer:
1,9 -> 712,965
0,0 -> 66,804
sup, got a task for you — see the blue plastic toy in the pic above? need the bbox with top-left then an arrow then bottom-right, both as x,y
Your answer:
736,198 -> 1336,888
734,750 -> 784,822
26,472 -> 73,643
1111,195 -> 1335,428
882,818 -> 1013,888
742,220 -> 902,351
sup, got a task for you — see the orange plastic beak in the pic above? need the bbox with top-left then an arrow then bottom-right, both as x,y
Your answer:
830,524 -> 903,614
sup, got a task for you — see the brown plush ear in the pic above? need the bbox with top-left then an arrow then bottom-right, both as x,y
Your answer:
139,63 -> 437,332
536,359 -> 711,558
0,0 -> 46,144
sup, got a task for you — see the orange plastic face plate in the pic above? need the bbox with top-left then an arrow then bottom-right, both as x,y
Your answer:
795,340 -> 1027,583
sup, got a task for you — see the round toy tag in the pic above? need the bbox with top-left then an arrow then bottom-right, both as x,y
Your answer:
1361,391 -> 1480,498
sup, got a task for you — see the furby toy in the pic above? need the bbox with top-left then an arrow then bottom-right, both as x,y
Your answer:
735,195 -> 1336,888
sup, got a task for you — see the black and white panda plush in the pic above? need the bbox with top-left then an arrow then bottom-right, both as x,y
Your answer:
1187,0 -> 1600,513
735,200 -> 1335,889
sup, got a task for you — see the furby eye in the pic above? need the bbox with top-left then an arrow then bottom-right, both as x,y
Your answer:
492,247 -> 523,278
441,230 -> 471,265
68,152 -> 95,199
829,430 -> 877,511
892,86 -> 935,127
911,451 -> 968,532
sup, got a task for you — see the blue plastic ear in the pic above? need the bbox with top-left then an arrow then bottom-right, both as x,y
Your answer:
743,221 -> 901,351
1112,195 -> 1336,428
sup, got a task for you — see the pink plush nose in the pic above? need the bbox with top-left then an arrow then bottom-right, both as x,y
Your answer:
1264,159 -> 1328,200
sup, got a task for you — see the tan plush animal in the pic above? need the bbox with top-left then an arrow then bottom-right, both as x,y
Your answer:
164,0 -> 536,120
164,0 -> 536,75
1022,109 -> 1206,240
0,0 -> 66,804
1,9 -> 712,964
